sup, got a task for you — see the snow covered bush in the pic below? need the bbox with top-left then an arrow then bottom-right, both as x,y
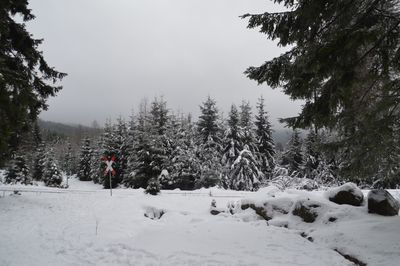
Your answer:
145,178 -> 161,195
268,164 -> 337,191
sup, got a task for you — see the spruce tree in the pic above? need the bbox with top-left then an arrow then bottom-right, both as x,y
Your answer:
303,130 -> 320,179
77,137 -> 92,181
242,0 -> 400,182
113,117 -> 129,185
43,149 -> 63,187
197,135 -> 222,188
281,130 -> 303,176
239,101 -> 257,152
229,147 -> 261,191
168,115 -> 200,190
5,154 -> 31,185
32,142 -> 46,181
197,96 -> 221,143
89,138 -> 102,184
254,96 -> 275,178
197,96 -> 223,188
63,142 -> 75,176
123,113 -> 137,187
221,104 -> 242,188
148,98 -> 169,178
126,100 -> 158,188
0,2 -> 66,164
97,120 -> 124,189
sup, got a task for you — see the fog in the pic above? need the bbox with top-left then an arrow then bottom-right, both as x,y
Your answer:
27,0 -> 302,128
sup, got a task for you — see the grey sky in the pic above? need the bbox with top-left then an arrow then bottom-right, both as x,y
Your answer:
28,0 -> 302,128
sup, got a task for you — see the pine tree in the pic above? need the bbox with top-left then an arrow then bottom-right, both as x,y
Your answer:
63,142 -> 75,176
167,115 -> 200,190
89,138 -> 102,184
113,117 -> 129,185
242,0 -> 400,182
123,113 -> 137,187
98,120 -> 115,187
5,154 -> 31,185
254,96 -> 275,179
228,147 -> 261,191
196,96 -> 223,188
239,101 -> 257,151
0,3 -> 66,165
197,135 -> 222,188
303,130 -> 320,179
97,119 -> 125,189
197,96 -> 221,143
148,98 -> 169,178
43,149 -> 63,187
125,100 -> 158,188
145,178 -> 161,195
77,137 -> 92,181
281,130 -> 303,176
221,104 -> 242,188
32,142 -> 46,181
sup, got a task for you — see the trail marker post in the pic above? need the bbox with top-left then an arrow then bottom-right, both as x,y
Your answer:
102,155 -> 116,196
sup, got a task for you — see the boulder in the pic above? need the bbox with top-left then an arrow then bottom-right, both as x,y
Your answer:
327,182 -> 364,206
368,189 -> 399,216
292,200 -> 320,223
210,199 -> 224,215
240,198 -> 294,221
241,202 -> 272,220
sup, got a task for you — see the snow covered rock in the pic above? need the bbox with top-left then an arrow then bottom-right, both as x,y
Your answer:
144,206 -> 165,220
240,197 -> 294,221
326,182 -> 364,206
210,199 -> 223,215
292,200 -> 320,223
367,189 -> 400,216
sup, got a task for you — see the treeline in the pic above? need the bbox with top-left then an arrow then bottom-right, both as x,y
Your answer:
71,96 -> 339,191
4,95 -> 398,190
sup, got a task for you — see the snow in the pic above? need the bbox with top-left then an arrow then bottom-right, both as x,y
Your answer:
0,177 -> 399,265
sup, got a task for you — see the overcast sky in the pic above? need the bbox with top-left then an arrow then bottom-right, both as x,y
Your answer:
27,0 -> 302,128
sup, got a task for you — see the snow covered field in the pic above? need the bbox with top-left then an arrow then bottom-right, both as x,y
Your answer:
0,177 -> 399,266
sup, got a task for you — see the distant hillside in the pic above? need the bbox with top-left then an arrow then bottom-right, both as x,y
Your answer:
272,128 -> 292,147
38,120 -> 101,141
38,119 -> 293,148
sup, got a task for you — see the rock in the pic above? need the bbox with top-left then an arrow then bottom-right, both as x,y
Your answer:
300,232 -> 314,242
210,209 -> 221,215
328,217 -> 337,222
292,200 -> 320,223
327,182 -> 364,206
240,198 -> 294,221
210,199 -> 224,215
368,189 -> 400,216
241,203 -> 272,220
